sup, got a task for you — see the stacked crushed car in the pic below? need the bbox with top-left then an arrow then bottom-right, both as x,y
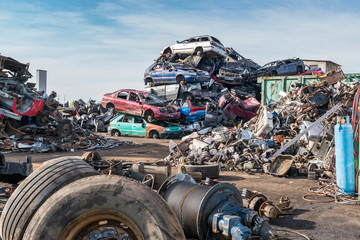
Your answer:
0,54 -> 129,152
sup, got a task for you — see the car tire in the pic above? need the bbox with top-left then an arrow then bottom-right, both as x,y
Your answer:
0,157 -> 98,240
178,163 -> 220,179
111,129 -> 121,137
182,93 -> 194,102
194,47 -> 203,56
57,119 -> 72,137
163,48 -> 172,55
22,175 -> 186,240
297,66 -> 303,74
145,111 -> 155,122
106,103 -> 115,110
146,78 -> 154,86
149,130 -> 159,139
176,75 -> 185,84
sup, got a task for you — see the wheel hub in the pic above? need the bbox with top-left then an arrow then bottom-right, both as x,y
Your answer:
59,210 -> 144,240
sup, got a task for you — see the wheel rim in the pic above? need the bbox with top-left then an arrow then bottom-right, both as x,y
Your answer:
114,131 -> 120,137
59,210 -> 145,240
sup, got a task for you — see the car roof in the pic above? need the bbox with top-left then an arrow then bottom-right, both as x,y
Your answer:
116,89 -> 149,94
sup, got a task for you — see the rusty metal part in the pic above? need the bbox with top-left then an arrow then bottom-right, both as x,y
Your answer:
258,201 -> 279,219
58,210 -> 145,240
5,186 -> 14,196
81,151 -> 102,162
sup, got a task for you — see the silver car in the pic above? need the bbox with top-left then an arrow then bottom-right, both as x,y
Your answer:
161,35 -> 226,58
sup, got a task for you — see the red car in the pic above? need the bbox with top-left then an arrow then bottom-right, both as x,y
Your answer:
218,92 -> 260,122
101,89 -> 180,122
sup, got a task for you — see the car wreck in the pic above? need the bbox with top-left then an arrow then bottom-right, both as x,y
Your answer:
101,89 -> 180,122
144,61 -> 210,86
108,114 -> 183,139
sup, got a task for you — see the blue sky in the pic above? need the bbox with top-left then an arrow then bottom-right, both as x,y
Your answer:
1,0 -> 359,102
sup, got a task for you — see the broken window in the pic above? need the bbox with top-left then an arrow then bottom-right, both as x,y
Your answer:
122,115 -> 133,123
134,117 -> 144,124
128,92 -> 140,102
117,92 -> 128,100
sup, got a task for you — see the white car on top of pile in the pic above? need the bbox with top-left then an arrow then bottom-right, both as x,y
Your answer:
161,35 -> 227,58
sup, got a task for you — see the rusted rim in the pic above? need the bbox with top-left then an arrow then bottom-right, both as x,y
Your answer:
59,210 -> 145,240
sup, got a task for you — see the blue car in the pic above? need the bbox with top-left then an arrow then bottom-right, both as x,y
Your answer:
177,100 -> 206,123
144,62 -> 210,86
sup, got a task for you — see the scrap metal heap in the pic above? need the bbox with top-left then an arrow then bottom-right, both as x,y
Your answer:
0,54 -> 128,153
166,69 -> 359,178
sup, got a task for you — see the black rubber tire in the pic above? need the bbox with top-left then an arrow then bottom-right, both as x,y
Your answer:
106,103 -> 115,110
297,66 -> 303,74
146,78 -> 154,86
176,75 -> 185,84
22,175 -> 186,240
145,111 -> 155,122
111,129 -> 121,136
152,131 -> 159,139
182,93 -> 194,102
56,119 -> 72,137
194,47 -> 203,55
0,157 -> 99,240
178,163 -> 220,179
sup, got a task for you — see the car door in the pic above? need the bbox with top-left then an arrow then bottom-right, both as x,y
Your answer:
149,63 -> 165,84
173,38 -> 193,54
114,91 -> 129,112
277,61 -> 287,75
162,62 -> 176,83
119,115 -> 133,135
132,116 -> 147,136
282,60 -> 294,75
127,92 -> 143,116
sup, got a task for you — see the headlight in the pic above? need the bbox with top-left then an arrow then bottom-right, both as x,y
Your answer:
163,128 -> 171,132
204,72 -> 209,75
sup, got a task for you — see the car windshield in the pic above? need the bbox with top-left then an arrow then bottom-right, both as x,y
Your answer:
139,93 -> 163,104
178,38 -> 192,44
263,62 -> 277,68
150,120 -> 171,127
211,37 -> 224,47
225,62 -> 245,70
172,63 -> 194,71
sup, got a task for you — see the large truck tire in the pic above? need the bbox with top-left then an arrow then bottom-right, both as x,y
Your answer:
23,175 -> 186,240
178,163 -> 220,179
0,157 -> 98,240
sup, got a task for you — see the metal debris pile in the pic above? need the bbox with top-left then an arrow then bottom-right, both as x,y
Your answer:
65,99 -> 114,132
0,54 -> 129,153
166,69 -> 360,178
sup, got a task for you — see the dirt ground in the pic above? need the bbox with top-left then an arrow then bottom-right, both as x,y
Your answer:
1,135 -> 360,240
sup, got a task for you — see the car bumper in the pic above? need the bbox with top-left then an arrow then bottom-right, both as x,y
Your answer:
184,75 -> 210,83
159,131 -> 183,139
155,112 -> 181,120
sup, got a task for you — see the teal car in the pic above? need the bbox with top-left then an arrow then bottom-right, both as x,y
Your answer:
108,114 -> 183,139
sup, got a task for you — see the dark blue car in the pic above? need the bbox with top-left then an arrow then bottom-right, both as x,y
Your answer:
144,62 -> 210,86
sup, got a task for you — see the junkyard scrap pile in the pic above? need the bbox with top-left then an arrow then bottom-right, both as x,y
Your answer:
0,54 -> 128,153
166,69 -> 360,180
